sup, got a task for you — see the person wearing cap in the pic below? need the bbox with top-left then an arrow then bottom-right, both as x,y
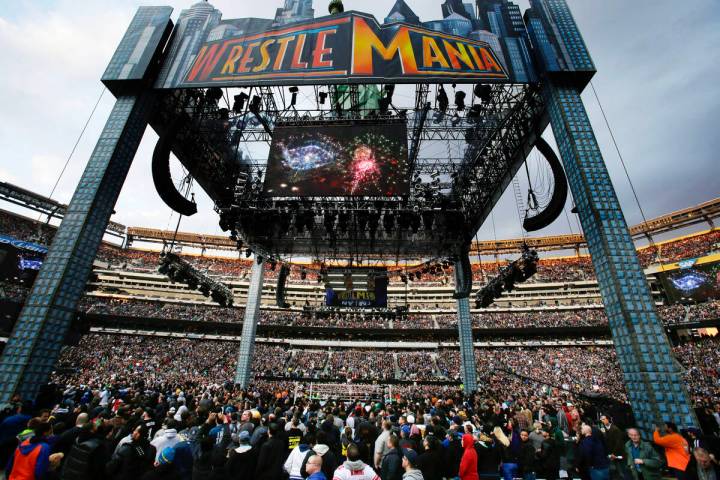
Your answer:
140,446 -> 181,480
459,433 -> 479,480
653,422 -> 690,480
149,419 -> 179,462
226,430 -> 257,479
401,448 -> 424,480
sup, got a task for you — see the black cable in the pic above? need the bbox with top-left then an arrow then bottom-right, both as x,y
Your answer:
45,87 -> 106,212
590,81 -> 654,247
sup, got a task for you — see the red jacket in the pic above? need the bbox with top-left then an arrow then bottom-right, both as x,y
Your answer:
459,434 -> 479,480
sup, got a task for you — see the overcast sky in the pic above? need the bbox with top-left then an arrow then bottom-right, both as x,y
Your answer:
0,0 -> 718,245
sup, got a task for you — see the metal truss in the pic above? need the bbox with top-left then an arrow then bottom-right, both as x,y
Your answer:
151,83 -> 548,264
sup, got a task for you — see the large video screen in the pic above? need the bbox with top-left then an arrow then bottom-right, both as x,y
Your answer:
263,123 -> 409,197
325,268 -> 388,308
658,259 -> 720,303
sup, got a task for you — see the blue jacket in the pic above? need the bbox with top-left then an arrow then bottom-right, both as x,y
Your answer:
577,432 -> 610,471
307,471 -> 327,480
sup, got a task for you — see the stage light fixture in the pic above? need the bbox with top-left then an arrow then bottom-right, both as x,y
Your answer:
474,84 -> 493,103
455,91 -> 466,111
437,86 -> 449,113
249,95 -> 262,113
318,91 -> 328,104
289,86 -> 299,107
245,248 -> 253,258
233,92 -> 249,113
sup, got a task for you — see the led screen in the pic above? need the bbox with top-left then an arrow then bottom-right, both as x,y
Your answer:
325,268 -> 388,308
658,259 -> 720,303
263,123 -> 409,197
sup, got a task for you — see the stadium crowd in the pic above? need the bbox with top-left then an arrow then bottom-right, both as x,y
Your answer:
3,209 -> 720,289
0,331 -> 716,479
42,333 -> 718,408
63,296 -> 720,330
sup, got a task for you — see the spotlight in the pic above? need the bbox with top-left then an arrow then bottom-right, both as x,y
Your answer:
318,91 -> 328,105
455,91 -> 466,111
205,87 -> 223,104
289,86 -> 299,107
233,92 -> 249,113
474,84 -> 492,103
379,84 -> 395,114
437,86 -> 449,113
245,248 -> 253,258
249,95 -> 262,113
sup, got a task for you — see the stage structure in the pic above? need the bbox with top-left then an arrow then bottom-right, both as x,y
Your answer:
0,0 -> 698,434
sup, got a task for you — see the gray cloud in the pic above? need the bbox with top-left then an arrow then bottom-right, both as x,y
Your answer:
0,0 -> 717,245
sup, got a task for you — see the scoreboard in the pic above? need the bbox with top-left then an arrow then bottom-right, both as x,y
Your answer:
325,268 -> 388,308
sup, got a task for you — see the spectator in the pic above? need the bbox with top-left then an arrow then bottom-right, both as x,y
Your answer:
599,414 -> 627,479
400,449 -> 424,480
537,429 -> 560,480
333,443 -> 379,480
305,454 -> 327,480
5,421 -> 56,480
381,435 -> 403,480
106,425 -> 156,480
575,424 -> 610,480
691,448 -> 720,480
624,427 -> 663,480
149,421 -> 179,462
518,430 -> 537,480
140,447 -> 181,480
255,423 -> 285,480
653,422 -> 690,480
459,433 -> 479,480
226,430 -> 257,479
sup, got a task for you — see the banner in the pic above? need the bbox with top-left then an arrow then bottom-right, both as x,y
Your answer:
157,12 -> 518,89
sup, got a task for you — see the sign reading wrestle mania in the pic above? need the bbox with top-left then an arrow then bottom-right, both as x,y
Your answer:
173,12 -> 510,88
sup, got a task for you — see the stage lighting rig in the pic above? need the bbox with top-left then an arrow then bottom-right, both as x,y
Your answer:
158,252 -> 234,307
475,246 -> 539,308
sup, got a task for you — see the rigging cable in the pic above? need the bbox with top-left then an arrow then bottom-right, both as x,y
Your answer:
590,81 -> 654,248
43,87 -> 106,219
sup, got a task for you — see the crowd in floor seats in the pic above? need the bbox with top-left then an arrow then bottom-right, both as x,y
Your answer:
44,333 -> 720,408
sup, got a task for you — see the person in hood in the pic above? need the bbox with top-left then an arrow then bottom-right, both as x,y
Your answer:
6,421 -> 55,480
305,454 -> 326,480
285,433 -> 315,480
333,443 -> 379,480
459,433 -> 479,480
226,430 -> 257,479
150,420 -> 180,463
401,448 -> 424,480
301,431 -> 338,479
